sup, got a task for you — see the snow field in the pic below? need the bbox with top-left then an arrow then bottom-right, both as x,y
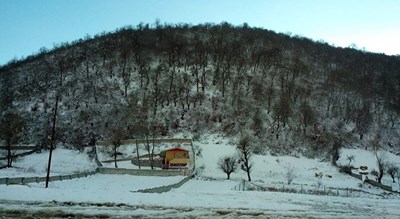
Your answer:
195,134 -> 400,193
1,178 -> 400,218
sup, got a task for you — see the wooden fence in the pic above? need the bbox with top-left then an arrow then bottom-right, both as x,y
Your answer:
349,172 -> 396,193
0,145 -> 37,150
0,170 -> 98,185
1,138 -> 196,192
0,148 -> 40,160
237,180 -> 385,198
96,138 -> 192,146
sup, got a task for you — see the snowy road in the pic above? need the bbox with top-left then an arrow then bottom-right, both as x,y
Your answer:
0,195 -> 397,219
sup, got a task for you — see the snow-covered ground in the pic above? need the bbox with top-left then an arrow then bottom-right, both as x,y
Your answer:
195,134 -> 400,193
2,174 -> 185,200
1,178 -> 400,218
338,148 -> 400,189
1,134 -> 400,217
0,148 -> 97,178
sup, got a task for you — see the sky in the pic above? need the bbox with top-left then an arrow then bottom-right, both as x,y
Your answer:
1,0 -> 399,66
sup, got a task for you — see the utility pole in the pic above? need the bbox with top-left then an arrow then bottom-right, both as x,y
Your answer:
45,95 -> 59,188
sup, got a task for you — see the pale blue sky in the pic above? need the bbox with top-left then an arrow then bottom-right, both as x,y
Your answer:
1,0 -> 399,65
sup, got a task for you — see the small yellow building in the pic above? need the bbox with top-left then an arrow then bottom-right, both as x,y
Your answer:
161,147 -> 189,169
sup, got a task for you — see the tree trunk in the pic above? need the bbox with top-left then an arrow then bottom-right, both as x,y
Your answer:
7,143 -> 12,167
135,139 -> 141,169
378,171 -> 383,184
146,136 -> 152,168
247,170 -> 252,182
114,145 -> 118,168
151,136 -> 155,170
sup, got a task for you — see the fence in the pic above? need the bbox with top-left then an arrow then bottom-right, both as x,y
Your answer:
136,175 -> 193,193
1,166 -> 193,186
0,148 -> 40,160
97,138 -> 192,147
232,179 -> 247,191
97,167 -> 186,177
0,170 -> 98,185
101,157 -> 136,163
1,138 -> 196,191
348,172 -> 396,193
0,145 -> 37,150
232,180 -> 384,198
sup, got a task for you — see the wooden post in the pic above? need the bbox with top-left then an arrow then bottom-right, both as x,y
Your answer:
45,95 -> 59,188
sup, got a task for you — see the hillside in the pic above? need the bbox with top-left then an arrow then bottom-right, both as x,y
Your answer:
1,22 -> 400,159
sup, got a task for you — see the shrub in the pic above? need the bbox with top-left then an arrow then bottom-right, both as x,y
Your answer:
339,165 -> 352,174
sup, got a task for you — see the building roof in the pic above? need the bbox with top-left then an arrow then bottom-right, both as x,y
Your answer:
163,147 -> 189,153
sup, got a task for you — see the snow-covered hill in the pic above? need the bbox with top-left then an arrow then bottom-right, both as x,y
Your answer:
1,23 -> 400,161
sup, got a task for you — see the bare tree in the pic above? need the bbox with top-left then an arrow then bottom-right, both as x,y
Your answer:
285,165 -> 296,185
110,126 -> 127,168
396,168 -> 400,187
368,132 -> 381,151
0,71 -> 14,112
0,112 -> 25,167
330,137 -> 341,166
354,104 -> 372,140
368,133 -> 386,184
272,92 -> 292,139
346,155 -> 355,166
375,151 -> 386,184
299,101 -> 315,133
387,163 -> 399,183
252,112 -> 263,137
237,136 -> 253,181
218,155 -> 238,179
135,138 -> 141,169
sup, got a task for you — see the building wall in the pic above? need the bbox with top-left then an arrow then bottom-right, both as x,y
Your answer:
166,150 -> 188,161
